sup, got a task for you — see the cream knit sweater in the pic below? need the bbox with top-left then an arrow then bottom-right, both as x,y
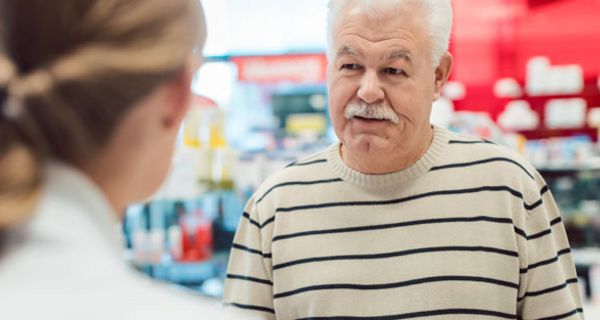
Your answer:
224,126 -> 584,320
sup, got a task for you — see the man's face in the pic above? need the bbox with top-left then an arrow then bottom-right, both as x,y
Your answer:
327,3 -> 447,156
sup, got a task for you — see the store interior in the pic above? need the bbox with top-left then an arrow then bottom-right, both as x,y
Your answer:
120,0 -> 600,316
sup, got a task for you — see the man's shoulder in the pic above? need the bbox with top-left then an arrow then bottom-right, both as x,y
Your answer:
444,130 -> 536,172
440,130 -> 542,193
253,146 -> 338,203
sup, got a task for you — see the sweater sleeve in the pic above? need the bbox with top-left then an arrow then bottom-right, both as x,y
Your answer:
222,196 -> 276,320
516,176 -> 584,319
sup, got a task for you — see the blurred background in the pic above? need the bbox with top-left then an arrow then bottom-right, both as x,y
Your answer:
120,0 -> 600,315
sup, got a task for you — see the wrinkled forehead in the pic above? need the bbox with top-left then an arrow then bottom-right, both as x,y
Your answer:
330,2 -> 429,60
333,3 -> 427,43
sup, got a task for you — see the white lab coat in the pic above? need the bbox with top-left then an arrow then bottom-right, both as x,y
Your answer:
0,162 -> 252,319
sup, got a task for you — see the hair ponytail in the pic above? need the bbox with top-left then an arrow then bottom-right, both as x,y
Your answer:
0,0 -> 205,230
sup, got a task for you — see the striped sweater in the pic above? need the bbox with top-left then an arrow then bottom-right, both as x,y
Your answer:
223,126 -> 584,320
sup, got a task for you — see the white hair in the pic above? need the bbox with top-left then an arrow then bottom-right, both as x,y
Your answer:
327,0 -> 453,66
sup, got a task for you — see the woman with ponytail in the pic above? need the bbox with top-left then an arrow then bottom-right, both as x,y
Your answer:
0,1 -> 247,318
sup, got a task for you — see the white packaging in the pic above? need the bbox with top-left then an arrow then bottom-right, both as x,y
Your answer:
167,225 -> 183,260
494,77 -> 523,98
132,230 -> 149,265
545,98 -> 587,129
590,264 -> 600,303
498,100 -> 539,131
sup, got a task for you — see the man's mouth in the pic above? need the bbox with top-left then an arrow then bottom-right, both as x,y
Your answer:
353,116 -> 387,122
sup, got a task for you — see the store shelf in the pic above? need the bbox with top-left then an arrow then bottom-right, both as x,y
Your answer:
148,260 -> 218,286
537,166 -> 600,173
573,248 -> 600,267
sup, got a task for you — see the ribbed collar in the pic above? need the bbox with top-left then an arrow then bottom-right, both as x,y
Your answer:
326,126 -> 450,189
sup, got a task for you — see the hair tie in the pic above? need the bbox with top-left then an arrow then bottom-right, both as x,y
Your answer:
0,62 -> 54,121
0,55 -> 19,120
2,95 -> 24,120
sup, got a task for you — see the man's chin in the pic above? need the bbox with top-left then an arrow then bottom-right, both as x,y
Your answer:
345,134 -> 391,154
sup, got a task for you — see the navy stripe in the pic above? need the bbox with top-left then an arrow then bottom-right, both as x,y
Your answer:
273,246 -> 518,271
286,159 -> 327,168
431,157 -> 534,180
228,303 -> 275,314
297,308 -> 517,319
449,140 -> 495,145
274,275 -> 518,299
272,216 -> 514,242
514,227 -> 527,238
261,186 -> 545,229
256,178 -> 344,204
526,216 -> 563,240
226,274 -> 273,286
275,186 -> 537,214
517,278 -> 578,301
242,212 -> 261,228
520,248 -> 571,274
525,198 -> 543,211
231,243 -> 272,258
540,185 -> 550,196
262,186 -> 545,229
260,216 -> 276,229
526,228 -> 552,240
514,217 -> 562,241
531,308 -> 584,320
240,211 -> 275,229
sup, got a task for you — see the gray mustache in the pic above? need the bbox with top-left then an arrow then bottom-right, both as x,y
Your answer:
344,101 -> 400,124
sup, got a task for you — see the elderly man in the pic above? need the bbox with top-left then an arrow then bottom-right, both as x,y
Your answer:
223,0 -> 583,319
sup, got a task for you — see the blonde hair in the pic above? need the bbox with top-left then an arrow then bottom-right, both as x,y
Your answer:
327,0 -> 453,66
0,0 -> 206,228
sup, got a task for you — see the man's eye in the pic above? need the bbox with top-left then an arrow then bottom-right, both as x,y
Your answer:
340,64 -> 362,71
383,68 -> 406,76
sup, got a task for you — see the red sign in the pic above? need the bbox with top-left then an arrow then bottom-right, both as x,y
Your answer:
232,54 -> 327,84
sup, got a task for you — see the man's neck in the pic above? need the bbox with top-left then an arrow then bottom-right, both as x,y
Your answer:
340,126 -> 434,175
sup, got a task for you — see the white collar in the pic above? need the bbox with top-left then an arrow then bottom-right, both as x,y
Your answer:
34,161 -> 123,256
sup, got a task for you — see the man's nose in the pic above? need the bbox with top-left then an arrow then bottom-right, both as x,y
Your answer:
357,70 -> 385,104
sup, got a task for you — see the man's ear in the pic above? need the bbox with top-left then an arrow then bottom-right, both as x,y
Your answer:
162,55 -> 201,129
433,52 -> 453,101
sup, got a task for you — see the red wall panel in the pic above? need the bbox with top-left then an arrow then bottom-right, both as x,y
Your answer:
450,0 -> 600,139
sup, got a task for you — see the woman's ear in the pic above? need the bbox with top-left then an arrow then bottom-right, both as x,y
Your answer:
433,52 -> 453,101
162,55 -> 201,129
